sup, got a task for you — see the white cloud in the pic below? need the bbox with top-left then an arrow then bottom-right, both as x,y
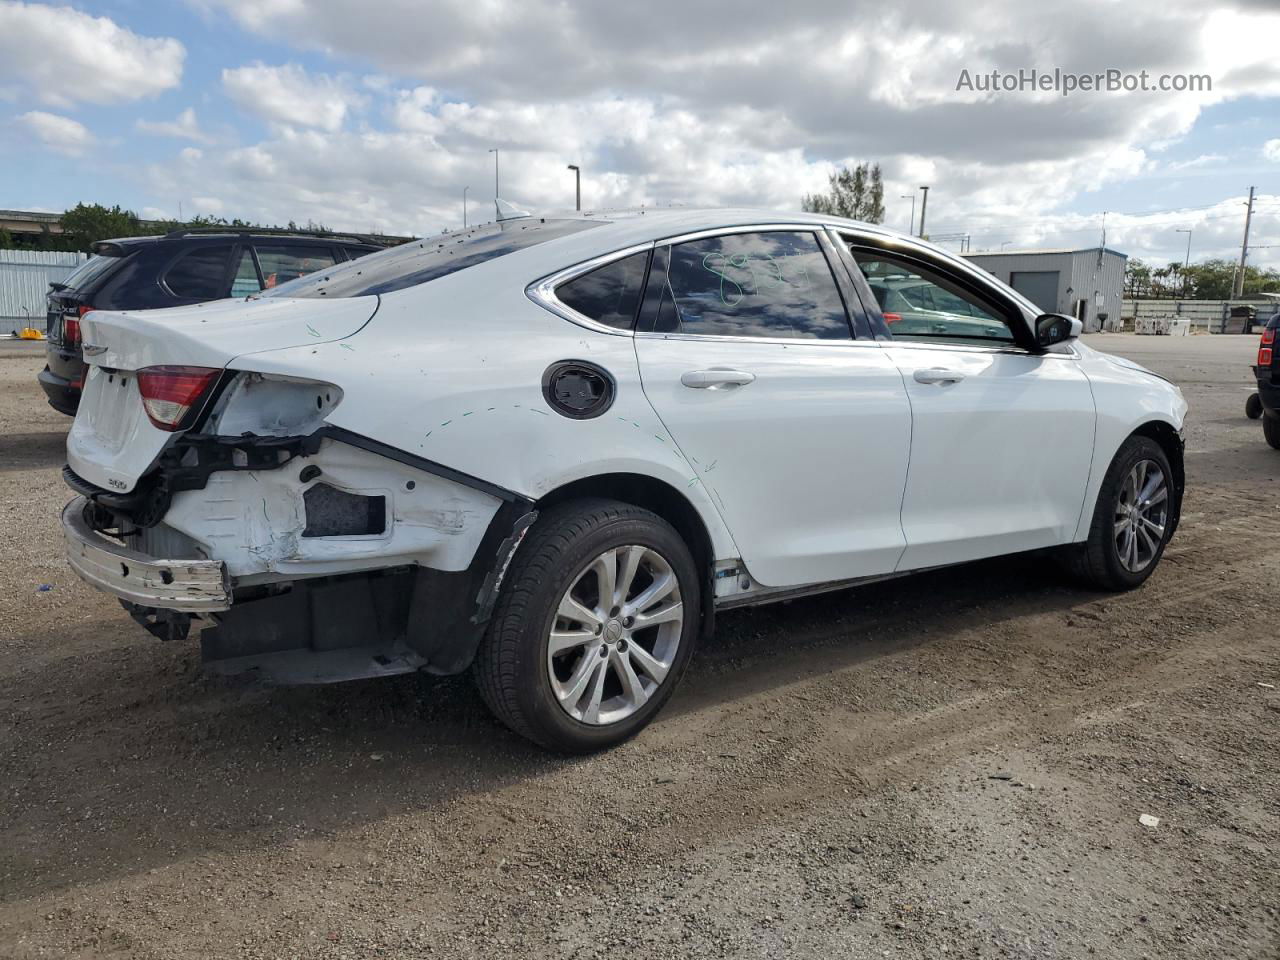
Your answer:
1264,139 -> 1280,162
0,1 -> 184,107
17,110 -> 94,156
221,62 -> 365,132
136,108 -> 211,143
144,0 -> 1280,269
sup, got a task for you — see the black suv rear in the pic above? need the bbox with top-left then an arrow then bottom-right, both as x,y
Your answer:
1255,312 -> 1280,449
39,230 -> 385,415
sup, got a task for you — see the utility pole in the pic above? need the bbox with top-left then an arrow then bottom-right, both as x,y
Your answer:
1234,186 -> 1255,299
900,194 -> 915,235
567,164 -> 581,211
489,148 -> 500,219
1175,228 -> 1192,297
462,186 -> 469,229
917,186 -> 929,238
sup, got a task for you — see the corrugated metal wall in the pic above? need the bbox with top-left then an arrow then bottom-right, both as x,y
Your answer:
965,251 -> 1075,314
1068,251 -> 1126,332
0,249 -> 87,335
966,249 -> 1127,332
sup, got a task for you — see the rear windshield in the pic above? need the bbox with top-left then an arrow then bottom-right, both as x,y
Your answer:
55,254 -> 123,293
261,218 -> 602,299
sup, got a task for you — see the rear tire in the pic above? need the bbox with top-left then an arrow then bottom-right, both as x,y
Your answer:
1246,393 -> 1263,420
1264,414 -> 1280,450
1060,436 -> 1174,591
473,498 -> 700,753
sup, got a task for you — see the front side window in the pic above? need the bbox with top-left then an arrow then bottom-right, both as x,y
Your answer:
652,231 -> 851,340
164,245 -> 233,300
256,245 -> 338,289
851,251 -> 1015,344
555,250 -> 649,330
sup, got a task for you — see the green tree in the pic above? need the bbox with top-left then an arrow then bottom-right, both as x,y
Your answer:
1183,259 -> 1280,300
802,163 -> 885,223
1124,258 -> 1153,298
59,203 -> 145,251
0,226 -> 12,250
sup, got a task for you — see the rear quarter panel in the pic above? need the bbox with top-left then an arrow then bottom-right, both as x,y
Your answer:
229,259 -> 743,562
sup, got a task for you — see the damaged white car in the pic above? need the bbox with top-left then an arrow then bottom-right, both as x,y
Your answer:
61,209 -> 1187,751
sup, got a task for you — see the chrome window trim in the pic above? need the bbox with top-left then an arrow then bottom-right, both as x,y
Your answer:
654,222 -> 821,248
634,331 -> 883,348
823,224 -> 1044,321
525,240 -> 655,336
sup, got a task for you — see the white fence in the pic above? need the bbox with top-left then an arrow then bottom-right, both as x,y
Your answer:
0,248 -> 87,335
1121,298 -> 1276,334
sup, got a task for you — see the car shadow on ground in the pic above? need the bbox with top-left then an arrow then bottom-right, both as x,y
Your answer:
0,431 -> 68,474
0,553 -> 1094,904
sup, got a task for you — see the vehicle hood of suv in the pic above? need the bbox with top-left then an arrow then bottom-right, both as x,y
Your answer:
78,295 -> 379,371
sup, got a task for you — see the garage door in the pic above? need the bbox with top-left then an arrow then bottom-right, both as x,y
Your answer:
1010,271 -> 1059,314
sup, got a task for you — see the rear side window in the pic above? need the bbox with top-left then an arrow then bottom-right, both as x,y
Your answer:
555,251 -> 649,330
653,231 -> 851,340
262,219 -> 602,299
164,246 -> 232,299
256,245 -> 337,289
230,249 -> 261,297
57,254 -> 122,293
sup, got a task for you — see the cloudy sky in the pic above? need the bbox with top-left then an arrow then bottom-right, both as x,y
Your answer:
1,0 -> 1277,268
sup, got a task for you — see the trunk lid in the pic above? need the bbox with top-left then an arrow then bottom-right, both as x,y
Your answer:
67,296 -> 377,493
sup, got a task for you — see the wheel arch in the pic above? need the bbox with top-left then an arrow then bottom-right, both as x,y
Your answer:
1129,419 -> 1184,538
535,472 -> 718,637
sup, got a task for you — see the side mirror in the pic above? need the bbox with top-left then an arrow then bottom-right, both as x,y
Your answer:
1036,313 -> 1082,348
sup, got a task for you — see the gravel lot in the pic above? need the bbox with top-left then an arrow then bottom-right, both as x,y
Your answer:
1,334 -> 1277,959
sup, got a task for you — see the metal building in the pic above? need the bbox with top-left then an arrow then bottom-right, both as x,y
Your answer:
0,248 -> 87,335
962,247 -> 1127,332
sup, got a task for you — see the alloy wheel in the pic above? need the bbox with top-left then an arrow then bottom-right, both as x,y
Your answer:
546,545 -> 684,725
1114,458 -> 1169,573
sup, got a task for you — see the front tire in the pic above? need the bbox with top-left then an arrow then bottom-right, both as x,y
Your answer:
1061,436 -> 1174,591
1264,414 -> 1280,450
473,498 -> 700,753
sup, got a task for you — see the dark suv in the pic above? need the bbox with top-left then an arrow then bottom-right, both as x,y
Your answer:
1254,312 -> 1280,449
39,230 -> 386,414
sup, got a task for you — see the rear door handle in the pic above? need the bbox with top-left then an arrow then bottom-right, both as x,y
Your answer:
680,369 -> 756,389
913,367 -> 967,385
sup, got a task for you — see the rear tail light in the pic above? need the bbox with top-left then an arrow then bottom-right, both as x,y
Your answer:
883,312 -> 902,324
62,305 -> 93,346
1260,347 -> 1273,367
1263,328 -> 1275,345
136,365 -> 220,431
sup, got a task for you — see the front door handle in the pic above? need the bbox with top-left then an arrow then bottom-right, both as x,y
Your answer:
680,369 -> 756,389
913,367 -> 967,385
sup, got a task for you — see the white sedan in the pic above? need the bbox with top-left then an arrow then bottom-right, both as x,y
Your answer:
61,209 -> 1186,752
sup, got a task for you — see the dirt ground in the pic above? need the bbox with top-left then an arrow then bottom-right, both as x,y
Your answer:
0,334 -> 1276,959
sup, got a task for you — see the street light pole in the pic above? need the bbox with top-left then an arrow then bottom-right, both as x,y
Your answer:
462,185 -> 469,229
900,194 -> 915,235
488,148 -> 499,219
917,186 -> 930,238
1175,228 -> 1192,298
567,164 -> 581,211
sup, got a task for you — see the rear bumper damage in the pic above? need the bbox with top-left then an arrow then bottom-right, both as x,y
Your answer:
63,427 -> 536,682
62,497 -> 232,611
